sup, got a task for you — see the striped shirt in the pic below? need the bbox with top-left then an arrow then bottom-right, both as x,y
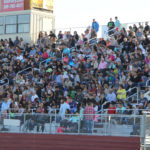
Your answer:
84,106 -> 95,120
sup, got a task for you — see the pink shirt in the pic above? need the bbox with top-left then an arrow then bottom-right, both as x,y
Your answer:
57,127 -> 63,133
98,61 -> 107,70
108,55 -> 115,61
145,58 -> 150,64
63,57 -> 69,63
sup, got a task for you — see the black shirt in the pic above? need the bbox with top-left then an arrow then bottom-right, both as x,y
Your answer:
107,21 -> 115,30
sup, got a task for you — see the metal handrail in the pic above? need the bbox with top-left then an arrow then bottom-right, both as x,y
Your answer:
0,112 -> 144,137
7,108 -> 35,114
39,58 -> 51,69
0,78 -> 9,87
103,109 -> 150,114
146,78 -> 150,87
17,67 -> 33,76
16,67 -> 33,82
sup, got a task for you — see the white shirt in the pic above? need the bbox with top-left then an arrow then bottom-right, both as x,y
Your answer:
74,75 -> 80,85
1,101 -> 11,112
139,44 -> 146,55
31,94 -> 38,102
59,102 -> 70,118
144,91 -> 150,101
16,55 -> 23,61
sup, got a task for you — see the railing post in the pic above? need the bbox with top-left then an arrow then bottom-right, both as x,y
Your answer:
24,114 -> 26,133
108,115 -> 111,136
78,118 -> 80,135
50,114 -> 52,134
137,87 -> 139,104
141,113 -> 146,146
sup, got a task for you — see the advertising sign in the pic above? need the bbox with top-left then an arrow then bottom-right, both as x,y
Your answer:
30,0 -> 54,11
0,0 -> 24,12
31,0 -> 43,9
43,0 -> 54,11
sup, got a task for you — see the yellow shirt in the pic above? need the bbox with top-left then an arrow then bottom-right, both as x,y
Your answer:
117,89 -> 126,99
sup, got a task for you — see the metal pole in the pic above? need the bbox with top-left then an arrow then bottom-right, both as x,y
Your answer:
78,118 -> 80,134
137,87 -> 139,104
50,114 -> 52,134
23,113 -> 26,133
108,115 -> 111,136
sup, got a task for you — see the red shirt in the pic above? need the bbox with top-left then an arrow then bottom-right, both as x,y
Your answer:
108,107 -> 116,114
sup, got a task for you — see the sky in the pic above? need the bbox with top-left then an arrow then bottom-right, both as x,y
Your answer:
53,0 -> 150,30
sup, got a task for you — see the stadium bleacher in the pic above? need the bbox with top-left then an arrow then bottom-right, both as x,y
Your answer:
0,19 -> 150,149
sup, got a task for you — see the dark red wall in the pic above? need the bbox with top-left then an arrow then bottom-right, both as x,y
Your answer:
0,133 -> 140,150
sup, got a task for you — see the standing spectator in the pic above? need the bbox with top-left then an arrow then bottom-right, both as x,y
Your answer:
58,31 -> 63,40
144,22 -> 150,34
114,16 -> 120,29
133,24 -> 138,33
73,31 -> 79,42
107,18 -> 115,35
84,102 -> 95,133
1,98 -> 11,113
136,28 -> 143,40
59,98 -> 70,120
92,19 -> 99,33
68,97 -> 77,113
14,36 -> 19,47
139,23 -> 143,31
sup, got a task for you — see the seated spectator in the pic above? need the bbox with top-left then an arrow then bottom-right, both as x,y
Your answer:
116,103 -> 126,114
124,104 -> 133,115
98,58 -> 108,70
106,89 -> 116,103
107,103 -> 116,114
31,92 -> 39,103
144,90 -> 150,101
117,85 -> 126,100
139,93 -> 148,109
42,50 -> 49,59
68,112 -> 79,130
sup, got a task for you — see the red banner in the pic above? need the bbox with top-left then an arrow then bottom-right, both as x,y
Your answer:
0,0 -> 24,12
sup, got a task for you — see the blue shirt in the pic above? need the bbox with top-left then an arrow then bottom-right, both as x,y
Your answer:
56,75 -> 62,84
115,20 -> 120,28
73,62 -> 79,68
1,101 -> 11,112
116,107 -> 126,114
30,49 -> 37,56
92,21 -> 99,32
106,92 -> 116,102
69,101 -> 76,113
63,48 -> 70,55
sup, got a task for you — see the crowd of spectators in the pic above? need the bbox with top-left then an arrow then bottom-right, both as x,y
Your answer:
0,18 -> 150,123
